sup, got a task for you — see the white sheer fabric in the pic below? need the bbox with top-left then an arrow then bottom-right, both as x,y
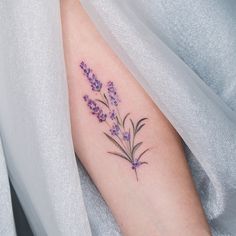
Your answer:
0,0 -> 235,235
0,1 -> 91,235
0,138 -> 16,236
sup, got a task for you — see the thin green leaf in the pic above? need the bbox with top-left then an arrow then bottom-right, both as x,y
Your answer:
95,99 -> 109,108
137,148 -> 149,161
130,119 -> 135,134
122,113 -> 130,127
116,116 -> 121,125
104,132 -> 131,160
132,142 -> 143,156
136,123 -> 146,134
103,93 -> 109,106
130,118 -> 136,152
136,118 -> 148,131
140,161 -> 148,165
107,151 -> 131,162
128,128 -> 132,153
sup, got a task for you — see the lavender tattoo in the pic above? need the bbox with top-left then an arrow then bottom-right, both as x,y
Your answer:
80,61 -> 149,181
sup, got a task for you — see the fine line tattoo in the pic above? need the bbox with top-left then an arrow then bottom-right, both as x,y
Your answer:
80,61 -> 149,181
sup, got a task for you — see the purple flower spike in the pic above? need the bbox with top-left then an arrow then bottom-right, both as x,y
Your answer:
123,132 -> 130,141
92,106 -> 100,114
109,110 -> 116,120
107,81 -> 120,106
83,95 -> 107,122
88,99 -> 97,110
110,124 -> 120,136
80,61 -> 102,92
91,79 -> 102,92
97,110 -> 107,122
80,61 -> 86,70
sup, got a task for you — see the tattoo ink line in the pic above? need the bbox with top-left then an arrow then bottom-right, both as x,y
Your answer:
80,61 -> 149,181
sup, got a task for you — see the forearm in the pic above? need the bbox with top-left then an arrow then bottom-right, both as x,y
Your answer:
61,1 -> 211,235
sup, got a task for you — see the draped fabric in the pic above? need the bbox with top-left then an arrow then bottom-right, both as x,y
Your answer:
0,1 -> 235,235
0,138 -> 16,236
0,1 -> 91,235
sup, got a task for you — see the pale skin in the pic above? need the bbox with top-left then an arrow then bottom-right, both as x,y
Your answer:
60,1 -> 212,235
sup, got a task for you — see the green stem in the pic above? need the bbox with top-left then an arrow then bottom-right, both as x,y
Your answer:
101,90 -> 131,159
99,91 -> 110,111
104,120 -> 130,158
116,107 -> 123,126
115,107 -> 132,156
128,128 -> 132,156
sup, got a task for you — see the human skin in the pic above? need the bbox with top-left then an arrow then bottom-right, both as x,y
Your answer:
60,1 -> 212,235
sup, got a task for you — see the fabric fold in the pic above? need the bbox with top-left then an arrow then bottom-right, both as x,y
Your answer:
0,138 -> 16,236
0,1 -> 91,235
80,1 -> 236,235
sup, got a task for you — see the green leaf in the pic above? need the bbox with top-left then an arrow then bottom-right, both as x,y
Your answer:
136,123 -> 146,134
104,132 -> 131,160
122,113 -> 130,127
140,161 -> 148,165
136,118 -> 148,131
132,142 -> 143,156
128,128 -> 132,152
130,119 -> 135,134
103,93 -> 109,106
137,148 -> 149,161
95,99 -> 109,108
107,151 -> 131,162
116,116 -> 121,125
130,119 -> 136,152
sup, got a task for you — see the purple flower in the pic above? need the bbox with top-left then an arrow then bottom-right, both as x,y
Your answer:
97,110 -> 107,122
83,95 -> 89,101
80,61 -> 102,92
110,124 -> 120,136
83,95 -> 107,122
107,81 -> 120,106
123,131 -> 130,141
92,106 -> 100,114
88,99 -> 97,111
91,79 -> 102,91
109,110 -> 116,120
131,159 -> 142,169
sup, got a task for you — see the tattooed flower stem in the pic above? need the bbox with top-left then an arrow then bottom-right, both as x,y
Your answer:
116,135 -> 131,159
99,91 -> 109,107
128,128 -> 132,154
121,134 -> 131,156
104,120 -> 129,156
115,107 -> 132,155
103,93 -> 131,155
116,108 -> 122,125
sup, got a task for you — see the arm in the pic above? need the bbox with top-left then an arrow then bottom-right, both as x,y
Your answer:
61,1 -> 211,235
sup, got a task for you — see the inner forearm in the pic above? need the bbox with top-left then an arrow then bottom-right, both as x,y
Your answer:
61,1 -> 211,235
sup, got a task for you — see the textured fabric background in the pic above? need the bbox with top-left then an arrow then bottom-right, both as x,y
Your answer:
0,1 -> 91,235
0,138 -> 16,236
0,0 -> 235,235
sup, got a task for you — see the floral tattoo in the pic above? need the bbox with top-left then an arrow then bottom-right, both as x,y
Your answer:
80,61 -> 149,181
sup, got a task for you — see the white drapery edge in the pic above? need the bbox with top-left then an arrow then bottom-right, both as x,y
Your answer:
0,137 -> 16,236
0,1 -> 92,235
